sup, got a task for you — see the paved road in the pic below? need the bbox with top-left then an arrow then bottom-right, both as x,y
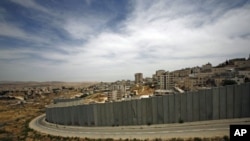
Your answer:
30,114 -> 250,139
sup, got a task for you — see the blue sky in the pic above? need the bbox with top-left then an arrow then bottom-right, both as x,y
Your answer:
0,0 -> 250,82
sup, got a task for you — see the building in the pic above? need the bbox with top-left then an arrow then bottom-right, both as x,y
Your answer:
108,84 -> 126,101
212,67 -> 227,74
201,63 -> 212,72
159,71 -> 174,90
154,70 -> 165,88
191,66 -> 201,74
135,73 -> 143,84
238,70 -> 250,78
234,60 -> 250,68
173,68 -> 191,77
144,77 -> 153,84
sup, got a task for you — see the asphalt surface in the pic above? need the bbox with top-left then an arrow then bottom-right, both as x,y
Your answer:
30,114 -> 250,139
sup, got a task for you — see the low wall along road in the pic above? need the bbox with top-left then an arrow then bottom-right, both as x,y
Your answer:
45,83 -> 250,126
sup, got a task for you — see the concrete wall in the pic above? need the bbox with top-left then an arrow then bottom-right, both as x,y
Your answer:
46,83 -> 250,126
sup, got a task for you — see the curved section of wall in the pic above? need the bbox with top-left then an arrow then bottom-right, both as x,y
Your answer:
46,83 -> 250,126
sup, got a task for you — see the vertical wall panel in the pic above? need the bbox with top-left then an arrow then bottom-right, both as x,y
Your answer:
122,101 -> 128,125
146,98 -> 153,125
104,103 -> 110,126
168,94 -> 175,123
180,93 -> 187,122
163,95 -> 169,123
242,83 -> 250,117
96,104 -> 102,126
64,107 -> 68,125
100,103 -> 106,126
199,90 -> 206,121
55,107 -> 60,124
53,107 -> 57,124
70,106 -> 74,125
78,105 -> 85,126
212,87 -> 220,120
175,94 -> 181,123
45,108 -> 49,122
108,103 -> 114,126
226,85 -> 234,119
58,107 -> 63,124
49,108 -> 53,123
157,96 -> 164,124
192,92 -> 200,121
113,102 -> 119,126
219,86 -> 227,119
89,104 -> 95,126
136,100 -> 142,125
65,107 -> 71,125
234,85 -> 242,118
47,108 -> 50,122
85,105 -> 90,126
58,107 -> 62,124
247,83 -> 250,117
76,105 -> 81,126
131,100 -> 137,125
152,97 -> 158,124
141,98 -> 147,125
117,102 -> 123,126
126,101 -> 133,125
186,92 -> 193,122
61,107 -> 65,124
92,104 -> 98,126
205,89 -> 213,120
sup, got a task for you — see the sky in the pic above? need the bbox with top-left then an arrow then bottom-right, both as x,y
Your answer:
0,0 -> 250,82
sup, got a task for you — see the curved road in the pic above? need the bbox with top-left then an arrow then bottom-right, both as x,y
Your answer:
30,114 -> 250,139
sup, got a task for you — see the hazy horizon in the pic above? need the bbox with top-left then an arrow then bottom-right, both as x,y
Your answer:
0,0 -> 250,82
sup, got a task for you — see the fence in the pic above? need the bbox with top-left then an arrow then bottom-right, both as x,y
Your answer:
46,83 -> 250,126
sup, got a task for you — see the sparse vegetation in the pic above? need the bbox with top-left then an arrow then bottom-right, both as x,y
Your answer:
0,82 -> 230,141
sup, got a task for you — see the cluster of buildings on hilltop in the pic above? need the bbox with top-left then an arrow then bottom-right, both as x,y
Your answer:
80,56 -> 250,102
135,56 -> 250,92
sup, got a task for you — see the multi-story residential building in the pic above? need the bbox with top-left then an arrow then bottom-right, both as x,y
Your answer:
155,70 -> 165,80
154,70 -> 165,88
159,71 -> 174,90
108,90 -> 119,101
108,84 -> 126,101
135,73 -> 143,84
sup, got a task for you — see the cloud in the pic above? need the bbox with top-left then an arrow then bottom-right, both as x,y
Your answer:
10,0 -> 50,14
0,0 -> 250,81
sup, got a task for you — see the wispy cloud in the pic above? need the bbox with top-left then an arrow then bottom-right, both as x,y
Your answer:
0,0 -> 249,81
